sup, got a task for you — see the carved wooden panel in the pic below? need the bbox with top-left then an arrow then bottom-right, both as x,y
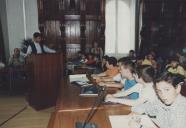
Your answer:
64,0 -> 80,14
66,43 -> 80,59
44,21 -> 62,49
37,0 -> 105,58
85,20 -> 99,50
86,0 -> 100,15
65,21 -> 80,44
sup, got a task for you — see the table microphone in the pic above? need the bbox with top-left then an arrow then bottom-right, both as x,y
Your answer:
75,86 -> 107,128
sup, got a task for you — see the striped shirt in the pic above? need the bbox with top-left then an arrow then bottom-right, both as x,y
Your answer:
143,94 -> 186,128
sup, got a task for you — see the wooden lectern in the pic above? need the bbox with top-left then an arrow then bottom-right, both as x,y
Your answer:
26,53 -> 63,110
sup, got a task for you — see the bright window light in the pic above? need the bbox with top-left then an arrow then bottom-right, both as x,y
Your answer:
105,0 -> 136,56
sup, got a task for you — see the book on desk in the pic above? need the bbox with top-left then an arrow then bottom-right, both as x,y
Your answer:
69,74 -> 98,96
79,85 -> 98,96
69,74 -> 92,87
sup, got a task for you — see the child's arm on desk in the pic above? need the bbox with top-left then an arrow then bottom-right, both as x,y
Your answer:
99,82 -> 123,88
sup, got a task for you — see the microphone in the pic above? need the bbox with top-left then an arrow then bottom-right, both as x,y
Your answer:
75,86 -> 107,128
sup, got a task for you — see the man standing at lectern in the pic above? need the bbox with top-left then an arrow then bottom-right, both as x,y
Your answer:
25,32 -> 56,56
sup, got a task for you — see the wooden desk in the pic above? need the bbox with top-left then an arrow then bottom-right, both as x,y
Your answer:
73,65 -> 96,74
48,80 -> 131,128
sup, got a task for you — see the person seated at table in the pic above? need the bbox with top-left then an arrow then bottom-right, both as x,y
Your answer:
79,52 -> 88,64
105,60 -> 139,99
85,53 -> 96,66
101,55 -> 109,72
128,73 -> 186,128
25,32 -> 56,56
91,56 -> 119,81
176,50 -> 186,65
166,56 -> 185,77
8,48 -> 24,67
98,57 -> 130,88
90,40 -> 103,62
105,65 -> 157,107
142,53 -> 157,69
127,49 -> 136,62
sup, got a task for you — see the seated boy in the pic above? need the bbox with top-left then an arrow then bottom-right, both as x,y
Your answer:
91,57 -> 119,82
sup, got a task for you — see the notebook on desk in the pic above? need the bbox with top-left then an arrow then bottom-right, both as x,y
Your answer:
79,85 -> 98,96
69,74 -> 89,82
109,115 -> 158,128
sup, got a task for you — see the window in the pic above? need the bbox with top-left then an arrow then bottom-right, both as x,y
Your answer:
105,0 -> 136,57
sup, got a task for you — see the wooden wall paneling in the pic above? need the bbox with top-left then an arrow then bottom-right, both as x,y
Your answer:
59,2 -> 66,56
182,1 -> 186,19
0,19 -> 5,62
65,21 -> 80,44
85,20 -> 98,51
86,0 -> 100,15
64,0 -> 80,15
43,0 -> 60,19
140,0 -> 186,56
44,20 -> 62,49
37,0 -> 105,58
37,0 -> 44,23
37,0 -> 45,36
80,0 -> 86,52
66,44 -> 80,59
65,20 -> 81,59
100,0 -> 105,51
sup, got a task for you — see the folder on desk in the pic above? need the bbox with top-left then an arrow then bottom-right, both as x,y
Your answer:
79,86 -> 98,96
69,74 -> 89,82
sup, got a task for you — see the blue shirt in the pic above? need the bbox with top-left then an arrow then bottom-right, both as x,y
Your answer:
124,79 -> 139,99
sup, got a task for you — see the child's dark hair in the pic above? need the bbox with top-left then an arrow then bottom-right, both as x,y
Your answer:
33,32 -> 41,38
154,72 -> 185,88
169,56 -> 179,63
118,57 -> 130,63
137,65 -> 155,83
102,55 -> 109,61
129,50 -> 135,54
120,60 -> 136,74
107,57 -> 117,66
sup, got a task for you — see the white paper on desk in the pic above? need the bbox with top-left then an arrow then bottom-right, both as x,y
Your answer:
109,115 -> 154,128
69,74 -> 89,82
109,115 -> 131,128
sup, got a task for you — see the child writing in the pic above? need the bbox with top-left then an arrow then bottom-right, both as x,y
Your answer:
106,65 -> 157,106
106,60 -> 139,99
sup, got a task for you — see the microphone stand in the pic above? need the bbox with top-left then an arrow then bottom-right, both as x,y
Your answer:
75,86 -> 107,128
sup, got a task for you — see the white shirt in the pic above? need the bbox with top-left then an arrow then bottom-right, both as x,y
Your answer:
139,83 -> 157,103
26,42 -> 56,55
143,94 -> 186,128
113,73 -> 126,85
131,83 -> 158,113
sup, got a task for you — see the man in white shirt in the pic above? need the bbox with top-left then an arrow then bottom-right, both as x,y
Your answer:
25,32 -> 55,56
